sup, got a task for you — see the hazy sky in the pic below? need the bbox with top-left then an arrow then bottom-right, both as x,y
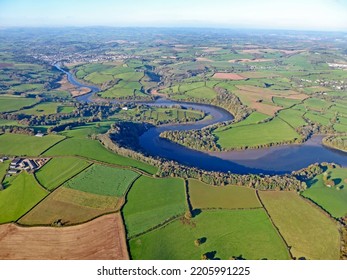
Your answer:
0,0 -> 346,31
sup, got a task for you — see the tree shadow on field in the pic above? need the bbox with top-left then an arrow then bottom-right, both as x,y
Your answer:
205,251 -> 220,260
333,178 -> 342,185
231,254 -> 246,260
306,179 -> 318,189
199,237 -> 207,245
192,208 -> 202,217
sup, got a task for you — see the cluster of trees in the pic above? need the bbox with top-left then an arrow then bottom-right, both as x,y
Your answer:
322,135 -> 347,152
1,102 -> 121,127
157,161 -> 306,191
160,128 -> 220,151
108,121 -> 152,150
100,92 -> 154,101
120,104 -> 205,126
0,126 -> 34,135
213,87 -> 252,122
292,162 -> 339,181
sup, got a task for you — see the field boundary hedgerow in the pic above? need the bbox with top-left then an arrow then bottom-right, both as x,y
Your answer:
256,190 -> 294,259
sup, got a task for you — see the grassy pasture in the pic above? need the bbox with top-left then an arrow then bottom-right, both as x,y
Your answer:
57,105 -> 75,114
272,97 -> 302,108
215,112 -> 269,132
130,209 -> 290,260
17,102 -> 61,116
43,137 -> 157,174
11,83 -> 44,93
123,176 -> 186,238
65,164 -> 139,196
0,96 -> 37,113
0,172 -> 48,224
119,106 -> 205,124
304,112 -> 330,126
259,191 -> 340,260
19,187 -> 118,226
61,122 -> 113,138
277,109 -> 307,128
188,179 -> 261,209
304,98 -> 332,111
185,87 -> 216,99
334,123 -> 347,133
35,157 -> 90,191
0,160 -> 10,180
214,117 -> 300,149
0,133 -> 65,156
303,167 -> 347,218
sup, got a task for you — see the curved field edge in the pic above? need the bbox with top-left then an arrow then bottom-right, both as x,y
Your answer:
0,213 -> 128,260
43,137 -> 157,174
258,191 -> 340,260
302,167 -> 347,218
122,176 -> 187,238
129,209 -> 291,260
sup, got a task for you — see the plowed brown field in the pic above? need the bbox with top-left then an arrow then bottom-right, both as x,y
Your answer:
213,72 -> 247,80
0,213 -> 128,260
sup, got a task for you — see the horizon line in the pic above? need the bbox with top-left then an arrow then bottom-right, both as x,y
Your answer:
0,25 -> 346,33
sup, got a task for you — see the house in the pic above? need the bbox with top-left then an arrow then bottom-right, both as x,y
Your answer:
122,106 -> 129,111
8,169 -> 19,175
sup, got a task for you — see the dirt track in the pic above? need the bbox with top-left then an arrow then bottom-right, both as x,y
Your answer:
0,213 -> 129,260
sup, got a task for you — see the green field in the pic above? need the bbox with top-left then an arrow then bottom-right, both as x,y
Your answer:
302,167 -> 347,218
66,164 -> 139,196
0,133 -> 65,156
0,96 -> 38,113
188,179 -> 261,209
277,109 -> 307,128
185,87 -> 216,99
259,191 -> 340,260
304,112 -> 331,126
304,98 -> 332,111
130,209 -> 290,260
35,157 -> 91,191
214,117 -> 301,149
0,172 -> 48,224
43,137 -> 157,174
119,106 -> 205,124
17,102 -> 61,116
215,112 -> 269,132
0,160 -> 10,180
123,176 -> 187,237
19,187 -> 117,226
272,97 -> 302,108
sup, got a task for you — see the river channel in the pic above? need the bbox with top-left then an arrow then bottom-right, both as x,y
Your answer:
55,65 -> 347,175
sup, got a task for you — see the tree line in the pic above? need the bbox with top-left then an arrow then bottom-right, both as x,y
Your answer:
98,126 -> 305,191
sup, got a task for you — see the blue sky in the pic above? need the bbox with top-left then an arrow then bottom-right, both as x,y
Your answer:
0,0 -> 346,31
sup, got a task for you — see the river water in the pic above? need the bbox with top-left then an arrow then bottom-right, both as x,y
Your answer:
55,65 -> 347,175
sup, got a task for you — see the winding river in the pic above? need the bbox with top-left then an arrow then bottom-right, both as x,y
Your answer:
55,65 -> 347,175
